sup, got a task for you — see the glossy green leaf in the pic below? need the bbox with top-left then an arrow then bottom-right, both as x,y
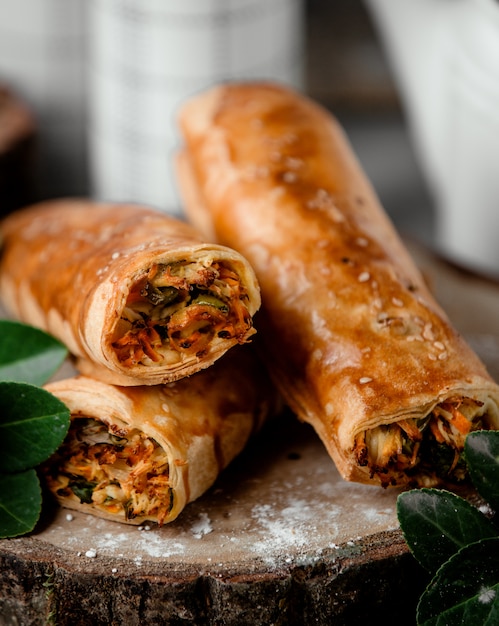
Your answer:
465,431 -> 499,513
0,469 -> 42,538
0,320 -> 67,385
397,488 -> 497,573
0,382 -> 70,473
417,537 -> 499,626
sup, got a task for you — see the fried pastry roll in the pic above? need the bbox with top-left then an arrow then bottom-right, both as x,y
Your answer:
0,199 -> 260,385
43,347 -> 277,525
176,81 -> 499,488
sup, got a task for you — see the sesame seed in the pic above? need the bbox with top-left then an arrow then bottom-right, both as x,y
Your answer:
312,348 -> 323,361
331,208 -> 345,223
423,323 -> 435,341
356,237 -> 368,247
282,171 -> 297,183
85,549 -> 97,558
307,190 -> 331,210
282,132 -> 297,145
243,166 -> 265,180
428,354 -> 437,361
359,377 -> 373,384
358,272 -> 370,283
434,341 -> 445,351
392,297 -> 404,307
284,156 -> 303,169
438,351 -> 448,360
65,513 -> 74,522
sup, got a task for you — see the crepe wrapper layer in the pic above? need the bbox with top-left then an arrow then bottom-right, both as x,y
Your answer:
176,81 -> 499,488
43,346 -> 277,525
0,199 -> 261,385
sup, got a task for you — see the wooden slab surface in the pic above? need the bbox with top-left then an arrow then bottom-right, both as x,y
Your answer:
1,240 -> 499,625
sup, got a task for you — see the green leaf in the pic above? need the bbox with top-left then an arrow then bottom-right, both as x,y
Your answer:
466,431 -> 499,513
0,469 -> 42,538
0,382 -> 70,473
417,537 -> 499,626
0,320 -> 67,385
397,488 -> 497,573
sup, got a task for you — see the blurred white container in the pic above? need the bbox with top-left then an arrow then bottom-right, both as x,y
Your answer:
365,0 -> 499,277
0,0 -> 87,198
87,0 -> 305,217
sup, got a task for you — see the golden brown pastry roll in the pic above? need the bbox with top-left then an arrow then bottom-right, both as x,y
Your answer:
176,81 -> 499,488
0,199 -> 260,385
42,347 -> 277,525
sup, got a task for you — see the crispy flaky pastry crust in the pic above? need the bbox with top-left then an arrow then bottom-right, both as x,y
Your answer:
43,346 -> 278,525
0,199 -> 261,385
176,81 -> 499,488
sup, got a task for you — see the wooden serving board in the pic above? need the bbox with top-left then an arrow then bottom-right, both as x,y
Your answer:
1,240 -> 499,626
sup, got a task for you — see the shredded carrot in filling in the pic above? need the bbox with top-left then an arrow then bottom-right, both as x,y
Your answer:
354,396 -> 487,486
112,261 -> 253,366
44,418 -> 174,525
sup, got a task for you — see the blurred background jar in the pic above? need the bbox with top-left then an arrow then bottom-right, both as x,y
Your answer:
364,0 -> 499,278
0,0 -> 304,216
87,0 -> 305,216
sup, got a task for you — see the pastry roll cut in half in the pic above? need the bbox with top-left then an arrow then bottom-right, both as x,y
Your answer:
0,199 -> 260,385
176,81 -> 499,488
43,347 -> 277,525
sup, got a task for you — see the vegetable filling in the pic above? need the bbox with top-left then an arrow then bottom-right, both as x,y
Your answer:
112,260 -> 254,366
44,418 -> 173,524
353,396 -> 492,486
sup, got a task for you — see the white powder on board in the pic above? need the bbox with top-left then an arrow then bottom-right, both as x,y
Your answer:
249,497 -> 341,565
190,512 -> 213,539
362,507 -> 394,522
41,460 -> 401,566
66,527 -> 188,559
